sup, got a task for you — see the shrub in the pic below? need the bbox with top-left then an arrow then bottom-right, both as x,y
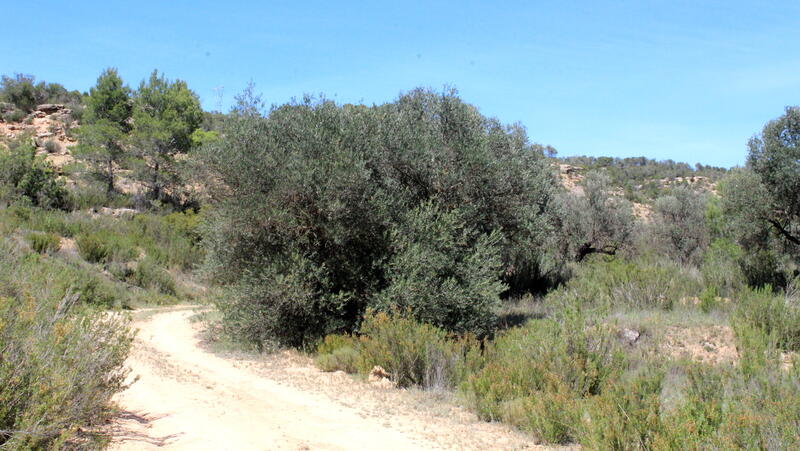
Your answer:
76,233 -> 110,263
2,108 -> 25,123
546,256 -> 702,313
0,296 -> 133,448
26,231 -> 61,254
701,238 -> 745,297
0,138 -> 69,209
43,139 -> 60,153
315,334 -> 359,373
734,286 -> 800,352
355,311 -> 480,390
462,311 -> 625,443
652,186 -> 709,264
130,257 -> 176,295
75,230 -> 138,265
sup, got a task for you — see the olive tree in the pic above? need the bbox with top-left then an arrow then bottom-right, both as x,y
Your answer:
196,87 -> 561,347
747,106 -> 800,247
557,170 -> 634,262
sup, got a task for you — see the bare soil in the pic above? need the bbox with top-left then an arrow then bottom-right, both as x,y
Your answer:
110,306 -> 550,450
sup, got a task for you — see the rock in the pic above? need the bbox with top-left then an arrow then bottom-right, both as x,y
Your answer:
36,104 -> 65,114
620,328 -> 640,344
97,207 -> 139,218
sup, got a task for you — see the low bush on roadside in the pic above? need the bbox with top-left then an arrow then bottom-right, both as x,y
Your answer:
0,296 -> 133,449
0,237 -> 133,448
316,311 -> 481,390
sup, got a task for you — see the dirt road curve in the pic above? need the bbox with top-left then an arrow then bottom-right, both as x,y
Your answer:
110,306 -> 546,451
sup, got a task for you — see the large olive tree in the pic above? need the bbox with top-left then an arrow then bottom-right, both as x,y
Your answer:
196,88 -> 561,347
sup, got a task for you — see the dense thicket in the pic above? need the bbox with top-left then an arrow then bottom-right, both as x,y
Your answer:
198,88 -> 561,346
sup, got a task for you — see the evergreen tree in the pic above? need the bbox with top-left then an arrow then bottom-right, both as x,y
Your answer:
74,68 -> 132,195
132,70 -> 203,203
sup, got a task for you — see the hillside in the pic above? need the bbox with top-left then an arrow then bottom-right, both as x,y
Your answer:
1,71 -> 799,450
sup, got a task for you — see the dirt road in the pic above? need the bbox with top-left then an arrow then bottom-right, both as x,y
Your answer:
110,306 -> 544,450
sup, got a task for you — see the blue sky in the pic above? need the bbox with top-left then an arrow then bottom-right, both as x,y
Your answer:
4,1 -> 800,167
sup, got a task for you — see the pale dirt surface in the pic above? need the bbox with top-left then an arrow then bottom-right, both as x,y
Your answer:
110,305 -> 552,451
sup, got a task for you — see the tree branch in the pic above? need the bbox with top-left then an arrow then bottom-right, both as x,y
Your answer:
767,219 -> 800,246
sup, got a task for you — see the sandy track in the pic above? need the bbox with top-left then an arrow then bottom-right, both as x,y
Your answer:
110,306 -> 545,450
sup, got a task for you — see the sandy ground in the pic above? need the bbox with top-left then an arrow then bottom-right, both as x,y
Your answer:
110,305 -> 549,451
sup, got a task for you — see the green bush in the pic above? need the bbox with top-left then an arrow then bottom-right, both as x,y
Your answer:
2,108 -> 25,123
76,230 -> 138,264
130,257 -> 176,295
462,310 -> 625,443
374,203 -> 504,337
0,296 -> 133,448
547,256 -> 702,313
43,139 -> 59,153
355,311 -> 480,390
0,138 -> 69,209
0,233 -> 133,447
735,285 -> 800,352
700,238 -> 745,297
76,233 -> 110,263
315,334 -> 360,373
26,231 -> 61,254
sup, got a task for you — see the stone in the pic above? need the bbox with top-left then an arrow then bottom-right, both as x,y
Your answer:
620,328 -> 640,344
36,104 -> 65,114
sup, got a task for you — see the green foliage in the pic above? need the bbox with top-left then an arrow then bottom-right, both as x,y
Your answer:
84,68 -> 132,129
43,139 -> 59,153
652,186 -> 709,264
75,68 -> 133,195
355,311 -> 480,389
700,238 -> 745,297
316,311 -> 481,390
375,202 -> 505,337
735,285 -> 800,351
131,70 -> 203,203
0,296 -> 133,448
0,73 -> 82,113
200,87 -> 560,348
547,256 -> 702,312
0,137 -> 69,209
719,169 -> 794,287
315,334 -> 360,373
462,312 -> 624,444
2,108 -> 25,122
557,170 -> 634,261
26,231 -> 61,254
747,106 -> 800,249
698,285 -> 719,314
0,233 -> 134,446
76,232 -> 111,263
130,256 -> 176,295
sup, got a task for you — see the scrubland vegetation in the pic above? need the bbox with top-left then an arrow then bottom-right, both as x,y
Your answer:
2,67 -> 800,449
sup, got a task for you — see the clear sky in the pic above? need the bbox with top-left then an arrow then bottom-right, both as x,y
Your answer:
4,1 -> 799,167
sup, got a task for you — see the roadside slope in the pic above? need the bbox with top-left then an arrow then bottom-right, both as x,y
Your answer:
110,306 -> 548,450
